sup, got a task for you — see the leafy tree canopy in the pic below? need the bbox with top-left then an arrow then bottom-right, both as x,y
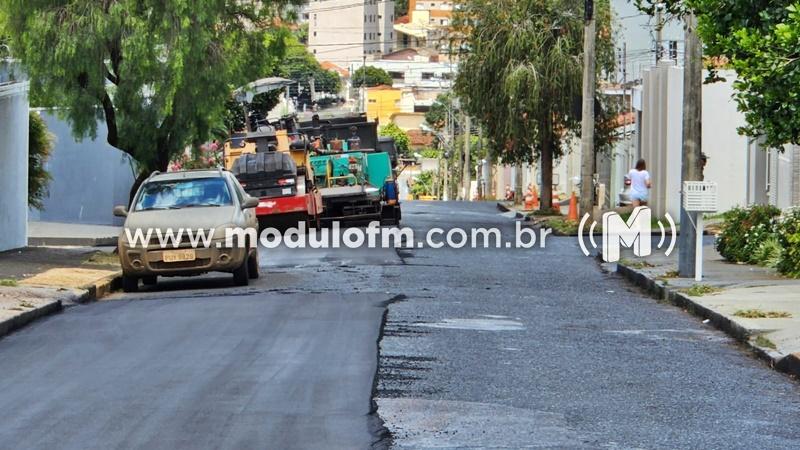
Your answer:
454,0 -> 614,163
28,112 -> 54,210
2,0 -> 300,180
352,66 -> 393,87
396,0 -> 409,18
634,0 -> 800,148
692,0 -> 800,147
379,122 -> 411,156
279,35 -> 342,95
452,0 -> 614,207
425,92 -> 458,132
0,7 -> 8,57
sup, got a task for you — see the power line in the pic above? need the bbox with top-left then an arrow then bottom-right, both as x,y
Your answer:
306,0 -> 395,14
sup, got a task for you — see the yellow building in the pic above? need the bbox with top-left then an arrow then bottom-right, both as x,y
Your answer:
366,86 -> 402,126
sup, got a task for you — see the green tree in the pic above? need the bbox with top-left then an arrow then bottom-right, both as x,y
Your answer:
2,0 -> 298,198
396,0 -> 409,17
28,112 -> 54,210
379,122 -> 411,156
411,170 -> 438,198
425,92 -> 458,131
281,35 -> 342,95
686,0 -> 800,148
0,7 -> 8,58
452,0 -> 614,209
352,66 -> 393,87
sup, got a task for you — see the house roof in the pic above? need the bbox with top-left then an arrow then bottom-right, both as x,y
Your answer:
320,61 -> 349,77
366,85 -> 399,91
382,48 -> 420,61
407,129 -> 434,147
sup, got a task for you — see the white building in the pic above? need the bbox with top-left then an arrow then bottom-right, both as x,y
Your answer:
632,62 -> 799,218
0,80 -> 30,251
307,0 -> 396,65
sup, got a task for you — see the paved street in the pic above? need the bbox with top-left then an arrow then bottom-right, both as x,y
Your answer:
1,201 -> 800,448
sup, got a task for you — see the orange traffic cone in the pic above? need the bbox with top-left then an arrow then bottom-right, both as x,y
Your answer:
532,186 -> 539,209
567,192 -> 578,221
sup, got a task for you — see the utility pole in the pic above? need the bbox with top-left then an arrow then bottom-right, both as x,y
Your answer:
655,5 -> 663,63
679,13 -> 703,277
360,54 -> 367,113
579,0 -> 596,216
462,113 -> 471,201
623,42 -> 632,169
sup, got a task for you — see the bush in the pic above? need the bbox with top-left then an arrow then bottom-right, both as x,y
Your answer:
410,171 -> 437,197
715,205 -> 781,263
28,112 -> 54,210
753,235 -> 782,269
379,123 -> 410,157
776,208 -> 800,278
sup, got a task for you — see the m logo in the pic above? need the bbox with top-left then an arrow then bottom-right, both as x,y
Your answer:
578,207 -> 676,262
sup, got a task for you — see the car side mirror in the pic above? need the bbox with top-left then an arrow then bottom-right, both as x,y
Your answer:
242,196 -> 259,209
113,205 -> 129,217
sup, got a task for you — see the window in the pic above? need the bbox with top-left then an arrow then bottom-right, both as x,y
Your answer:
134,178 -> 233,211
421,72 -> 434,80
388,71 -> 403,79
313,31 -> 317,37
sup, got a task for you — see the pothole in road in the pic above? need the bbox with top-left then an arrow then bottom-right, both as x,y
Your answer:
410,315 -> 525,331
377,398 -> 588,448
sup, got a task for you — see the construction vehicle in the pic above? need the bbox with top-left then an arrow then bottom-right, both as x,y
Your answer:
301,114 -> 401,225
223,78 -> 323,229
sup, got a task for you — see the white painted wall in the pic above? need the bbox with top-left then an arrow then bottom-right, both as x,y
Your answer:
702,71 -> 750,211
636,64 -> 751,218
0,81 -> 30,251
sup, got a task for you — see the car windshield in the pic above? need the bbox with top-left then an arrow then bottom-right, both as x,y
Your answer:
134,177 -> 233,211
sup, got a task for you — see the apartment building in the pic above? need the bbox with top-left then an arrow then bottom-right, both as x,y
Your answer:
307,0 -> 396,65
394,0 -> 453,51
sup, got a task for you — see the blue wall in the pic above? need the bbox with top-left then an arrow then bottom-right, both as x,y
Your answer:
29,111 -> 135,226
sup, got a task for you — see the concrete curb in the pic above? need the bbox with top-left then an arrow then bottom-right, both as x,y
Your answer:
0,271 -> 121,340
27,236 -> 117,247
495,202 -> 524,219
74,271 -> 123,304
616,262 -> 800,378
0,298 -> 63,338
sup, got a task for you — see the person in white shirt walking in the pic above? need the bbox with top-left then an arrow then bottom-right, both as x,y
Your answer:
628,159 -> 652,207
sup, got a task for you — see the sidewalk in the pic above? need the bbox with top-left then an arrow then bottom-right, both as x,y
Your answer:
28,221 -> 120,246
0,246 -> 121,339
614,245 -> 800,377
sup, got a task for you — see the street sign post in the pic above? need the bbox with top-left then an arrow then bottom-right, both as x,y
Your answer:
683,181 -> 718,281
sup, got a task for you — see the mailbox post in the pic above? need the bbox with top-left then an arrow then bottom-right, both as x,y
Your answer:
682,181 -> 718,281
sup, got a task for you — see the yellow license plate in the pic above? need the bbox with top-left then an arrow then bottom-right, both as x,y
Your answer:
162,249 -> 196,263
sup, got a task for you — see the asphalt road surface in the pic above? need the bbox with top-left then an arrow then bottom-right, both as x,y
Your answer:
1,201 -> 800,449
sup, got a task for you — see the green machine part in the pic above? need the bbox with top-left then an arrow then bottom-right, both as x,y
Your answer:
310,155 -> 331,186
310,151 -> 392,188
366,152 -> 392,189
